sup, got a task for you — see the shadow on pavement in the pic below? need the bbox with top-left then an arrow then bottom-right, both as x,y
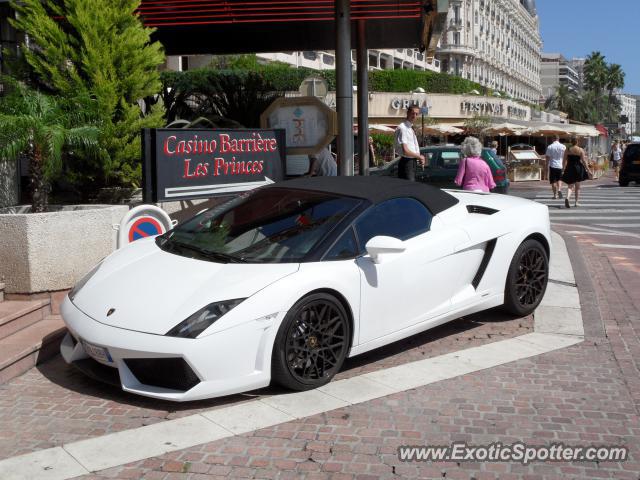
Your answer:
35,308 -> 528,407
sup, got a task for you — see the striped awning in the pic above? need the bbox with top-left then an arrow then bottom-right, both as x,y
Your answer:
137,1 -> 423,27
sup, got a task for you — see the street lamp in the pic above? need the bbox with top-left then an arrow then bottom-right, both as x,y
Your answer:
411,87 -> 429,146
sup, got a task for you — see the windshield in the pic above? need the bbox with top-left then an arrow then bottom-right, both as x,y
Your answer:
483,148 -> 505,167
157,187 -> 362,263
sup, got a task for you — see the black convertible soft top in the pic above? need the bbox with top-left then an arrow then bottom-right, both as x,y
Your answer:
267,176 -> 459,215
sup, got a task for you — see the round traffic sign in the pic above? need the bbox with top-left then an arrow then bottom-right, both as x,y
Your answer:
128,216 -> 164,242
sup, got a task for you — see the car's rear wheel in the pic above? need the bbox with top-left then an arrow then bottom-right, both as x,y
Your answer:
619,178 -> 629,187
503,239 -> 549,316
271,293 -> 350,391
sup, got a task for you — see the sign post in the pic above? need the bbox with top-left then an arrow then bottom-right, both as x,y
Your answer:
420,106 -> 429,146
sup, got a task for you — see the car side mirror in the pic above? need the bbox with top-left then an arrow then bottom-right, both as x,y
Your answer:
365,236 -> 406,264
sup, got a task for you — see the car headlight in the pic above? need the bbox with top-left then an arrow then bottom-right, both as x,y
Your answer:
165,299 -> 245,338
68,262 -> 103,303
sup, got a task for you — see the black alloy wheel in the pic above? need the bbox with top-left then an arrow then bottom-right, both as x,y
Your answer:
503,239 -> 549,316
272,293 -> 350,391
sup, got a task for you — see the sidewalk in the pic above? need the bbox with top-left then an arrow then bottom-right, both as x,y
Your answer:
2,230 -> 637,479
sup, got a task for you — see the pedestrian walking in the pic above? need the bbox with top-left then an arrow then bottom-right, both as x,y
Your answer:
489,140 -> 499,156
368,136 -> 377,167
394,105 -> 425,181
561,136 -> 592,208
308,146 -> 337,176
610,141 -> 622,181
545,134 -> 566,199
455,136 -> 496,192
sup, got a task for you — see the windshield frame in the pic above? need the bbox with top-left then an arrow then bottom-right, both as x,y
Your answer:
156,187 -> 366,264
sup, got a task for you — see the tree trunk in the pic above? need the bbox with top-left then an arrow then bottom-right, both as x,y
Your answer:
29,146 -> 49,213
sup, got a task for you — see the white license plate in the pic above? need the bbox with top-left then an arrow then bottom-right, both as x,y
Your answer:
82,340 -> 113,364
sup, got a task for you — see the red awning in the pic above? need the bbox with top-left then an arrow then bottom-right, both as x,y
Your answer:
595,124 -> 608,137
138,1 -> 422,27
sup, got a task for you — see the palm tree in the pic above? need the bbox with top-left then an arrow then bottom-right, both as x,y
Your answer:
0,79 -> 100,212
605,63 -> 625,122
583,51 -> 608,95
554,84 -> 576,115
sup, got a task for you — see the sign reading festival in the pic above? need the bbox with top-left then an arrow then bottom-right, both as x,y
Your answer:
142,129 -> 286,202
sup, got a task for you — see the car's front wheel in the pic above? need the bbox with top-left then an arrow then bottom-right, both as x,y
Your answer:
271,293 -> 351,391
502,239 -> 549,316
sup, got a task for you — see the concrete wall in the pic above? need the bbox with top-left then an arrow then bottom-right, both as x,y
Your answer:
0,205 -> 128,293
0,158 -> 19,208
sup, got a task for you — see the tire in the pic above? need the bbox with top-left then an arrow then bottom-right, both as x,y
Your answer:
619,179 -> 629,187
271,293 -> 351,391
502,239 -> 549,316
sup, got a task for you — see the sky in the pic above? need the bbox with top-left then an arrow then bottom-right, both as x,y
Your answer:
536,0 -> 640,94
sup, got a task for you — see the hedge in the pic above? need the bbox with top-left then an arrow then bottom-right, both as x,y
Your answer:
159,65 -> 482,96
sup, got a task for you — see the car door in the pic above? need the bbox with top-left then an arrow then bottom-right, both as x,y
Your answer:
422,148 -> 462,188
353,198 -> 469,345
415,150 -> 435,183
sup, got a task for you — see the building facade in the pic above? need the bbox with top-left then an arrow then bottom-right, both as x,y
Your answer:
436,0 -> 542,103
617,93 -> 637,137
167,48 -> 442,75
540,53 -> 580,98
633,95 -> 640,136
569,57 -> 586,92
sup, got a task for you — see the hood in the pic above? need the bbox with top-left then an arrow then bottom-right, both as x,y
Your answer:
72,238 -> 299,335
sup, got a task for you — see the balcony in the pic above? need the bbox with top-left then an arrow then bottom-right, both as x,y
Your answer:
438,44 -> 477,57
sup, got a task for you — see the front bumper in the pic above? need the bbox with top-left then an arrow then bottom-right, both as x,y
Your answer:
60,296 -> 281,401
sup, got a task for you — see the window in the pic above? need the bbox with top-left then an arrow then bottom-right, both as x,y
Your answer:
440,151 -> 462,169
354,198 -> 432,253
323,54 -> 335,66
325,228 -> 358,260
159,188 -> 362,263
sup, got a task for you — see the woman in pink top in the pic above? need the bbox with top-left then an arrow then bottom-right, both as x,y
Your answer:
454,136 -> 496,192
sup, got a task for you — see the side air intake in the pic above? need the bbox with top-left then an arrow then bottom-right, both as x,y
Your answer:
472,239 -> 497,289
467,205 -> 498,215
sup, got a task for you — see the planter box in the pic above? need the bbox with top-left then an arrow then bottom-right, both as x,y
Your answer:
509,167 -> 542,182
0,205 -> 129,294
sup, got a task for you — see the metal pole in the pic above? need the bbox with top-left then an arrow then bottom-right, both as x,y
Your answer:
335,0 -> 353,176
356,20 -> 369,176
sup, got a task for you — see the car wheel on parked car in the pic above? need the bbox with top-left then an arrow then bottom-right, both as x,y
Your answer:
271,292 -> 351,391
502,239 -> 549,316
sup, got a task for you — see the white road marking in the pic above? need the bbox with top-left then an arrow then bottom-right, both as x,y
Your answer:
550,216 -> 640,220
596,223 -> 640,228
566,231 -> 630,236
593,244 -> 640,250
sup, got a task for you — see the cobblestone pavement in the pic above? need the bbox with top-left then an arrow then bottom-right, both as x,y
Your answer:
0,310 -> 532,460
77,341 -> 640,479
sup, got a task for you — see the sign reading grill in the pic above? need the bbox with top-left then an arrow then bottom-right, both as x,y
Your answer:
142,128 -> 286,202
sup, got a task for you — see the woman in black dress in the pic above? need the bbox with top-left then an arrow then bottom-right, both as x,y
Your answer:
561,137 -> 592,208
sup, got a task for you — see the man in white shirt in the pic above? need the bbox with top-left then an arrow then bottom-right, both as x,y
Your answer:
545,134 -> 566,199
394,106 -> 425,181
